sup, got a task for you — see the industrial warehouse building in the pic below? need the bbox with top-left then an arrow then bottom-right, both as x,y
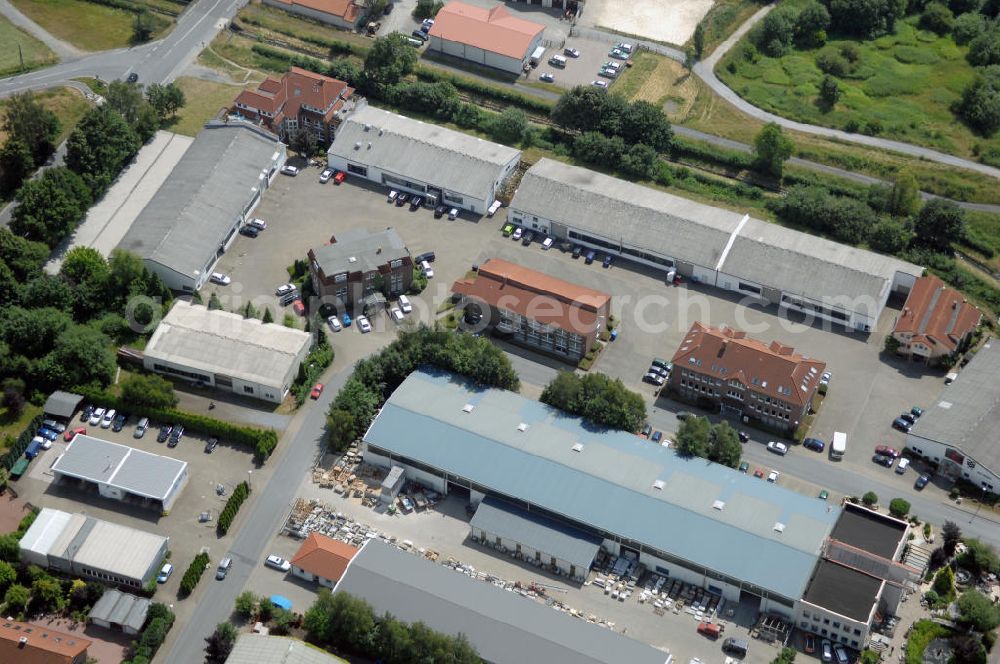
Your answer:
363,369 -> 841,612
427,2 -> 545,75
508,159 -> 922,332
334,539 -> 673,664
143,301 -> 312,403
20,508 -> 169,589
905,339 -> 1000,493
118,121 -> 286,292
327,103 -> 521,214
51,435 -> 189,513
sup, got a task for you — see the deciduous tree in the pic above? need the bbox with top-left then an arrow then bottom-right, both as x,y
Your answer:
11,167 -> 92,247
752,123 -> 793,178
1,91 -> 59,164
913,198 -> 966,253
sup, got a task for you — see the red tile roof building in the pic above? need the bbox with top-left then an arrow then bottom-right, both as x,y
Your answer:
233,67 -> 357,144
452,258 -> 610,361
290,533 -> 359,589
0,620 -> 91,664
263,0 -> 361,30
892,275 -> 981,363
667,322 -> 826,435
428,2 -> 545,74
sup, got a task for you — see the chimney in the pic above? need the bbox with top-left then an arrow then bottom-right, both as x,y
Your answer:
18,636 -> 27,648
376,247 -> 382,254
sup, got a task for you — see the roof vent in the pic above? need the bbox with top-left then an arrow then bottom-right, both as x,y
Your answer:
712,500 -> 725,511
462,404 -> 474,413
348,256 -> 357,263
571,443 -> 584,453
652,479 -> 665,490
379,128 -> 384,136
517,423 -> 528,432
363,123 -> 371,131
18,637 -> 27,648
773,522 -> 786,533
367,142 -> 372,149
939,400 -> 952,409
354,141 -> 361,150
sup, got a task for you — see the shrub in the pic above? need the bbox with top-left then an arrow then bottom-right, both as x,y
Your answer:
540,371 -> 646,432
920,3 -> 954,35
953,12 -> 987,45
179,552 -> 209,598
862,491 -> 878,506
816,50 -> 850,77
889,497 -> 911,517
216,481 -> 250,535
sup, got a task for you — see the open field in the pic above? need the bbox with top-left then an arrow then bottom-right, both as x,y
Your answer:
0,86 -> 91,145
0,14 -> 57,76
717,14 -> 997,162
170,76 -> 252,136
10,0 -> 170,51
614,53 -> 700,122
696,0 -> 765,55
582,0 -> 712,46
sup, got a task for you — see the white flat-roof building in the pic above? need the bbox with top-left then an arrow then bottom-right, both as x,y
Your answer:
20,509 -> 169,590
117,121 -> 286,293
327,103 -> 521,214
143,300 -> 312,403
509,159 -> 923,333
51,435 -> 188,513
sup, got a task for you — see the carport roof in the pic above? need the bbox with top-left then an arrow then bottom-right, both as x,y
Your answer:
335,539 -> 672,664
144,301 -> 311,391
471,497 -> 602,571
328,104 -> 521,201
43,390 -> 83,420
51,434 -> 187,501
364,369 -> 842,601
908,339 -> 1000,475
89,589 -> 150,633
118,121 -> 281,282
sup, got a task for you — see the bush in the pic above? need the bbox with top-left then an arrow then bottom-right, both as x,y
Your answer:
862,491 -> 878,506
953,12 -> 987,45
75,388 -> 277,463
957,589 -> 1000,631
889,497 -> 911,517
216,481 -> 250,535
540,370 -> 646,432
920,3 -> 954,34
120,373 -> 177,409
179,552 -> 209,598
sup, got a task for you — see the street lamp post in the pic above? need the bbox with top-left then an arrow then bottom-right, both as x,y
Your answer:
247,469 -> 252,492
969,485 -> 986,524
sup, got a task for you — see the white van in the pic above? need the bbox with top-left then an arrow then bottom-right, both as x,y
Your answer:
548,54 -> 567,68
398,294 -> 412,314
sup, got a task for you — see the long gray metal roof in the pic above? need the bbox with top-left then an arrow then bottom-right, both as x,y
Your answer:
51,435 -> 187,501
364,369 -> 841,601
511,159 -> 921,308
471,497 -> 601,571
907,339 -> 1000,474
225,634 -> 347,664
328,104 -> 521,201
118,121 -> 281,280
335,539 -> 672,664
88,589 -> 150,632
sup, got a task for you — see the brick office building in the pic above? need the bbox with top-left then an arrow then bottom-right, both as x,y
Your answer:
667,322 -> 826,434
308,228 -> 412,313
451,258 -> 610,361
891,275 -> 981,364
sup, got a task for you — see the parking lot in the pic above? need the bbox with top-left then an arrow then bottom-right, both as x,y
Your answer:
526,36 -> 625,89
18,408 -> 261,602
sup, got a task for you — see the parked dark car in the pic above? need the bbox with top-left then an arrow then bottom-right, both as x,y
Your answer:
602,254 -> 614,268
204,437 -> 219,454
411,29 -> 427,41
414,251 -> 435,263
584,249 -> 596,264
892,417 -> 912,432
738,431 -> 749,443
872,453 -> 894,467
127,72 -> 139,83
239,225 -> 259,238
157,425 -> 172,443
901,411 -> 916,425
651,430 -> 663,443
915,474 -> 930,490
434,205 -> 447,218
410,196 -> 424,210
81,404 -> 94,422
396,192 -> 409,206
168,424 -> 185,448
521,231 -> 534,246
572,245 -> 583,259
803,437 -> 826,452
111,413 -> 127,432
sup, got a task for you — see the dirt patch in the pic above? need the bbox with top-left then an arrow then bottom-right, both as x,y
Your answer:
582,0 -> 714,46
0,492 -> 32,533
632,58 -> 699,122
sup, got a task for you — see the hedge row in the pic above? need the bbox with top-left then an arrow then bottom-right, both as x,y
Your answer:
239,18 -> 361,56
76,388 -> 278,464
1,414 -> 43,472
217,481 -> 249,535
414,66 -> 553,114
179,552 -> 209,598
123,603 -> 175,664
671,136 -> 752,171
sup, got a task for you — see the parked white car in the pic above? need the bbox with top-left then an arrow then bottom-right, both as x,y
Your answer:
275,283 -> 296,296
421,260 -> 434,279
357,315 -> 372,333
398,294 -> 412,314
249,218 -> 267,230
327,316 -> 342,332
766,441 -> 788,455
281,165 -> 299,176
265,555 -> 291,572
319,168 -> 334,183
767,470 -> 780,483
101,408 -> 116,429
89,407 -> 105,426
390,307 -> 404,323
210,272 -> 231,285
895,457 -> 910,474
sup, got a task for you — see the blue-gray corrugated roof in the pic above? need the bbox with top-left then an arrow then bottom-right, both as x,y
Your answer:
471,497 -> 601,571
364,369 -> 840,601
336,540 -> 671,664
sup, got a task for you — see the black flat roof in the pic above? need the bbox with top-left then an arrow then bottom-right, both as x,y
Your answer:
802,560 -> 882,621
830,504 -> 906,559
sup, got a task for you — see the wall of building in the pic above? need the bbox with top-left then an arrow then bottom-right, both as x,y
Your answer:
363,446 -> 448,494
144,351 -> 302,404
262,0 -> 356,30
469,527 -> 583,579
291,566 -> 336,588
904,435 -> 999,492
429,38 -> 525,74
794,599 -> 874,650
160,467 -> 189,514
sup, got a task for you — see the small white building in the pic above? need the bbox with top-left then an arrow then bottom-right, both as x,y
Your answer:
427,2 -> 545,75
327,103 -> 521,214
143,301 -> 312,403
51,435 -> 189,514
289,533 -> 359,589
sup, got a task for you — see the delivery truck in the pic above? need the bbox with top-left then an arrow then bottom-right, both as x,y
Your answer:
831,431 -> 847,460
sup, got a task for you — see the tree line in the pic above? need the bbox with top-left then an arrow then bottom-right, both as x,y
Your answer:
673,416 -> 743,468
540,370 -> 647,433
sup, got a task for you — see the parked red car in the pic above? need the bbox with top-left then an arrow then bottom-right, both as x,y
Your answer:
310,383 -> 324,399
64,426 -> 86,442
293,300 -> 305,316
333,170 -> 346,184
874,444 -> 899,458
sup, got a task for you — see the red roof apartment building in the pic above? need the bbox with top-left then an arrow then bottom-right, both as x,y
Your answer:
0,620 -> 91,664
263,0 -> 361,30
891,275 -> 981,364
452,258 -> 610,361
427,2 -> 545,74
232,67 -> 357,143
667,322 -> 826,435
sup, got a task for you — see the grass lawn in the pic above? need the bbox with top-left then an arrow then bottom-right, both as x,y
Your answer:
0,15 -> 57,76
0,403 -> 42,450
696,0 -> 766,55
904,620 -> 953,664
717,14 -> 995,161
0,86 -> 91,146
169,77 -> 253,137
10,0 -> 170,51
